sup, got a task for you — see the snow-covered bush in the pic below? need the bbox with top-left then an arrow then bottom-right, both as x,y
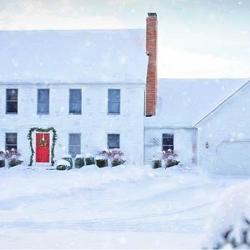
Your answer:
152,160 -> 162,169
96,159 -> 108,168
8,158 -> 23,168
62,155 -> 73,169
4,149 -> 22,167
85,155 -> 95,165
98,149 -> 125,167
5,148 -> 21,160
204,182 -> 250,249
111,158 -> 126,167
151,150 -> 179,169
95,155 -> 108,168
0,151 -> 5,168
56,159 -> 71,171
75,154 -> 85,168
151,152 -> 162,169
162,149 -> 179,168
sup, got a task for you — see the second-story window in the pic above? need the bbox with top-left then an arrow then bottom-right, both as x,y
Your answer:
6,89 -> 18,114
69,89 -> 82,114
108,89 -> 120,114
37,89 -> 49,114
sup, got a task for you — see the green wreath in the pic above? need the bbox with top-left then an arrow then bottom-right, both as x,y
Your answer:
27,127 -> 57,166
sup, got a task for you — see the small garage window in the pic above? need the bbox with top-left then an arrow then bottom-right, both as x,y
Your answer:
162,134 -> 174,151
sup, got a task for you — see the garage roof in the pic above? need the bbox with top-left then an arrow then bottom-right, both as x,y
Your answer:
145,78 -> 249,128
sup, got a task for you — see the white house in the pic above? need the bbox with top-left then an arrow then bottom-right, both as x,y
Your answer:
0,26 -> 150,166
1,12 -> 250,175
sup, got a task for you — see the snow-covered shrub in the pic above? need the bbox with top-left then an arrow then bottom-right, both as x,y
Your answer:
5,148 -> 21,160
8,159 -> 23,167
0,151 -> 5,168
204,182 -> 250,249
62,155 -> 73,169
56,159 -> 71,171
162,149 -> 179,168
151,152 -> 162,169
98,149 -> 125,167
152,160 -> 162,169
74,154 -> 85,168
110,149 -> 125,167
112,158 -> 126,167
95,155 -> 108,168
5,149 -> 22,167
85,156 -> 95,165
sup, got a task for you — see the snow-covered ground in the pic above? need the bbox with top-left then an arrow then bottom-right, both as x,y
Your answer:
0,165 -> 247,249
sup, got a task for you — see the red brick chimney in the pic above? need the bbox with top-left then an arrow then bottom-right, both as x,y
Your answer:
145,12 -> 157,117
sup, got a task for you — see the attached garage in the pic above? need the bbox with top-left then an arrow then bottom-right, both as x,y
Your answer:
216,141 -> 250,175
197,81 -> 250,175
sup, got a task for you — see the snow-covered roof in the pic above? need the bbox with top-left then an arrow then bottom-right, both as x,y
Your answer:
145,78 -> 249,128
0,29 -> 147,83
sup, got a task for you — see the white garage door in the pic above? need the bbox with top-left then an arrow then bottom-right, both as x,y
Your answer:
216,141 -> 250,175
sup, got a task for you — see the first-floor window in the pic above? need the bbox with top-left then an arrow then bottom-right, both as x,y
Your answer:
107,134 -> 120,149
5,133 -> 17,150
69,133 -> 81,157
162,133 -> 174,151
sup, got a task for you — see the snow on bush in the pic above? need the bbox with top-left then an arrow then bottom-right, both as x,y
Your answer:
56,159 -> 71,171
152,149 -> 180,169
0,149 -> 23,167
204,181 -> 250,249
162,149 -> 180,168
98,149 -> 125,167
84,154 -> 95,165
75,154 -> 85,168
151,152 -> 162,169
61,155 -> 73,169
0,150 -> 5,168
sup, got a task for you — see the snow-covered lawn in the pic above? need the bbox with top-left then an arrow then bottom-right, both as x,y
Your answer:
0,165 -> 246,249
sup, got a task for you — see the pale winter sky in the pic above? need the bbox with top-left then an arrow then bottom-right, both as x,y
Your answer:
0,0 -> 249,78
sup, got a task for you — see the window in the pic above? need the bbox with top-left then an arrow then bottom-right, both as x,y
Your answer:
108,89 -> 120,114
69,89 -> 82,114
69,133 -> 81,157
5,133 -> 17,150
162,134 -> 174,151
6,89 -> 18,114
107,134 -> 120,149
37,89 -> 49,114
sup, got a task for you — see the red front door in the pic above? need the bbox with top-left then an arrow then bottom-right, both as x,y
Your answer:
36,133 -> 50,163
